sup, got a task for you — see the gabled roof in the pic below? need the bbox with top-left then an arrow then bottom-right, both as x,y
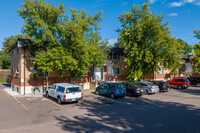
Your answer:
7,38 -> 30,51
109,47 -> 127,54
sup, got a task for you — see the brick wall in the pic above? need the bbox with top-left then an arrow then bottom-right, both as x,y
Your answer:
0,69 -> 10,78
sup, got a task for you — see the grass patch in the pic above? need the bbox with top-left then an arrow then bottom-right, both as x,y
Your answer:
0,78 -> 6,83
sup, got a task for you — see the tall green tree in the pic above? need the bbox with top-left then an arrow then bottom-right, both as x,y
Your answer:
18,0 -> 108,87
177,38 -> 192,55
117,3 -> 182,81
192,29 -> 200,74
0,34 -> 23,69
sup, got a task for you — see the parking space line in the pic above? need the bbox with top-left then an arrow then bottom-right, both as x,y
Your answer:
13,97 -> 29,111
42,97 -> 64,109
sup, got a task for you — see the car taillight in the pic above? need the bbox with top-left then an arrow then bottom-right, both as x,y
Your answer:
124,87 -> 126,91
136,89 -> 140,91
144,88 -> 146,90
150,87 -> 153,89
115,88 -> 118,92
64,94 -> 66,99
81,92 -> 83,97
162,85 -> 166,87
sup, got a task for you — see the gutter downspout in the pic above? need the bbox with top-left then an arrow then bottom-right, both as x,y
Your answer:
24,48 -> 26,95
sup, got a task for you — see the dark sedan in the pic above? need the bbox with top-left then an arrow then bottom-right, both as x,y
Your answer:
122,82 -> 147,96
153,81 -> 170,92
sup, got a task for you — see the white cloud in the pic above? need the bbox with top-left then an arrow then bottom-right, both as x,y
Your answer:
167,13 -> 179,16
149,0 -> 157,4
169,2 -> 184,7
184,0 -> 195,3
169,0 -> 196,7
108,39 -> 117,46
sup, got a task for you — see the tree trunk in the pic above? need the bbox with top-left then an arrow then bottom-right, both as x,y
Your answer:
46,72 -> 49,91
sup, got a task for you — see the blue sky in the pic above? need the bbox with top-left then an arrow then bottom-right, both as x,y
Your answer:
0,0 -> 200,49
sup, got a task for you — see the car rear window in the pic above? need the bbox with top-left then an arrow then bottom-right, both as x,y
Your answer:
147,82 -> 155,86
66,87 -> 80,92
162,82 -> 169,86
185,79 -> 189,82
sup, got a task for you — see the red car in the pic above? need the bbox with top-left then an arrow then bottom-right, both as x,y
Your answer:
167,78 -> 190,89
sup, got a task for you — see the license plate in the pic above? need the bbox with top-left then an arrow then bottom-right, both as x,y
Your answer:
71,98 -> 75,101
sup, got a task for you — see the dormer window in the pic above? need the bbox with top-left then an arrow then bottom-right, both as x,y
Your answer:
111,53 -> 120,60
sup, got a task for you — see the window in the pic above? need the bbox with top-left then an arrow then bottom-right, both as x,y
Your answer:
157,68 -> 164,74
16,67 -> 19,73
57,86 -> 65,92
174,79 -> 179,82
53,85 -> 57,90
111,53 -> 120,60
180,79 -> 184,82
101,84 -> 108,88
113,67 -> 120,75
17,48 -> 20,53
141,83 -> 148,86
11,67 -> 14,74
67,87 -> 80,92
108,84 -> 115,88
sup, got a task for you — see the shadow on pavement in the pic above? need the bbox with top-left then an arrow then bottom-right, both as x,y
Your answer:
54,96 -> 200,133
177,87 -> 200,96
1,83 -> 10,88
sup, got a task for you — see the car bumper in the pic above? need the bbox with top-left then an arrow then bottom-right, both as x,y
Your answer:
63,97 -> 83,102
114,92 -> 127,97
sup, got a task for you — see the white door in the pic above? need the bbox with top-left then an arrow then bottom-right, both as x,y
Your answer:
94,67 -> 104,80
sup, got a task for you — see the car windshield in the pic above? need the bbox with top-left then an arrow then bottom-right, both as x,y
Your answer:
66,87 -> 80,92
147,82 -> 155,86
133,84 -> 140,88
185,79 -> 189,82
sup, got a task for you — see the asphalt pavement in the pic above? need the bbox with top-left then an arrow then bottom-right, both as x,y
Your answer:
0,83 -> 200,133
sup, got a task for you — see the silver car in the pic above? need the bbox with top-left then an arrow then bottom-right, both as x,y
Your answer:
135,81 -> 159,94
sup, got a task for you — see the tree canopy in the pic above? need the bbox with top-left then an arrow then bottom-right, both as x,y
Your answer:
18,0 -> 108,81
117,3 -> 183,81
0,34 -> 23,69
192,29 -> 200,74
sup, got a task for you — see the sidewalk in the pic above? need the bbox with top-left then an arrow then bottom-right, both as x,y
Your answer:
4,87 -> 94,97
4,88 -> 43,97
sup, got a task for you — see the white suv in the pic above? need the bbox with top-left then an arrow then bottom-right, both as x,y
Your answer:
46,83 -> 83,104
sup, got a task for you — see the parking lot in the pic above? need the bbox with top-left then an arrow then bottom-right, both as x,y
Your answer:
1,83 -> 200,133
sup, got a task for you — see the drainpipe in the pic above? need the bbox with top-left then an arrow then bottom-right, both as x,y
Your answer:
24,48 -> 26,95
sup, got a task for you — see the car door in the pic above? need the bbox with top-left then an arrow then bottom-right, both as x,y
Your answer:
106,84 -> 115,96
51,85 -> 57,98
99,84 -> 107,95
174,79 -> 179,87
125,83 -> 132,94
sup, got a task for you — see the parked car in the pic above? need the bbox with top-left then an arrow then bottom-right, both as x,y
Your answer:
135,81 -> 159,94
167,78 -> 190,89
187,76 -> 200,87
95,83 -> 127,99
153,81 -> 170,92
121,82 -> 147,96
46,83 -> 83,104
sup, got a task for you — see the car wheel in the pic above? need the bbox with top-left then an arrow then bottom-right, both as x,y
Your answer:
197,83 -> 200,87
57,97 -> 62,104
146,90 -> 149,94
110,93 -> 115,99
46,92 -> 49,98
95,90 -> 100,95
178,85 -> 182,89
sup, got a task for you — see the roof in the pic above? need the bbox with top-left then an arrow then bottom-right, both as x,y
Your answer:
109,47 -> 127,54
7,38 -> 30,51
182,55 -> 191,60
53,83 -> 80,88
